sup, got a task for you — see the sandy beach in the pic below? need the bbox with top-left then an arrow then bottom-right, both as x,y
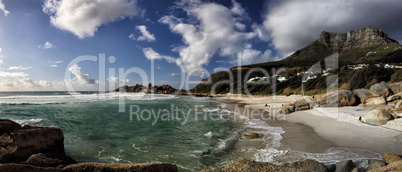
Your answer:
218,95 -> 402,164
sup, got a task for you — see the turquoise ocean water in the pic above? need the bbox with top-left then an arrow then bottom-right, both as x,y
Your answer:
0,92 -> 387,171
0,92 -> 244,171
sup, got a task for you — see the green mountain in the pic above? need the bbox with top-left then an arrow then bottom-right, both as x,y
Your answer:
192,26 -> 402,95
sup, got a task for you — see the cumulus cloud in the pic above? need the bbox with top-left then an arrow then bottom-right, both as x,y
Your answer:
7,66 -> 32,70
68,64 -> 95,84
263,0 -> 402,57
158,0 -> 273,74
42,0 -> 140,38
38,41 -> 56,49
0,0 -> 9,16
142,47 -> 176,63
136,25 -> 156,41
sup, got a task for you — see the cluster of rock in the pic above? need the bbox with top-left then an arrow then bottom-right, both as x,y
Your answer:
113,83 -> 178,94
203,152 -> 402,172
280,81 -> 402,126
0,119 -> 178,172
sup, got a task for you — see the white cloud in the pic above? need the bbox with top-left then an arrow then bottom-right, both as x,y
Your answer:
128,33 -> 135,40
0,59 -> 2,65
0,70 -> 29,78
38,41 -> 56,49
0,0 -> 9,16
136,25 -> 156,41
7,66 -> 32,71
142,47 -> 176,63
158,0 -> 271,74
50,64 -> 58,67
55,60 -> 63,64
263,0 -> 402,57
68,64 -> 95,84
43,0 -> 140,38
168,73 -> 179,76
0,48 -> 2,53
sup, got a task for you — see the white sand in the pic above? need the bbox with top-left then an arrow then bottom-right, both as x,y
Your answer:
222,95 -> 402,155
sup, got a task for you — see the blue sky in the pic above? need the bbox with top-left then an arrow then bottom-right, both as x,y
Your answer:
0,0 -> 402,91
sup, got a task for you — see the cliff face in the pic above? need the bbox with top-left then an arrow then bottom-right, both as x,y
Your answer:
318,26 -> 398,51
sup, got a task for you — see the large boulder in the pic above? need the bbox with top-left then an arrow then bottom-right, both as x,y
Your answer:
353,89 -> 379,103
386,92 -> 402,102
366,160 -> 385,172
317,90 -> 358,107
360,108 -> 391,125
284,159 -> 328,172
279,105 -> 294,114
370,81 -> 392,97
366,97 -> 387,105
388,81 -> 402,94
293,99 -> 312,111
25,153 -> 76,167
0,125 -> 65,163
384,152 -> 402,164
334,160 -> 356,172
0,119 -> 21,135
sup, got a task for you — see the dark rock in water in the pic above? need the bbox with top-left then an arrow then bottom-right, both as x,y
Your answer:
317,90 -> 358,107
242,133 -> 263,140
25,153 -> 77,167
285,159 -> 328,172
0,125 -> 65,163
366,160 -> 385,172
384,152 -> 402,164
63,162 -> 179,172
370,81 -> 391,97
0,119 -> 21,135
334,160 -> 355,172
353,89 -> 379,104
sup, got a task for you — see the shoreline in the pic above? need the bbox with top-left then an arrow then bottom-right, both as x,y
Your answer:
217,95 -> 402,164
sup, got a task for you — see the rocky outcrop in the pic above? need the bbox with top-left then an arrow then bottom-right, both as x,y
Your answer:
115,84 -> 144,93
0,125 -> 65,163
366,160 -> 386,171
202,157 -> 327,172
242,133 -> 263,140
353,89 -> 379,103
114,84 -> 178,94
25,153 -> 77,167
0,119 -> 22,135
370,81 -> 392,97
386,92 -> 402,102
388,81 -> 402,94
369,153 -> 402,172
384,152 -> 402,164
0,119 -> 179,172
360,108 -> 391,125
63,162 -> 178,172
317,90 -> 358,107
318,26 -> 397,52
